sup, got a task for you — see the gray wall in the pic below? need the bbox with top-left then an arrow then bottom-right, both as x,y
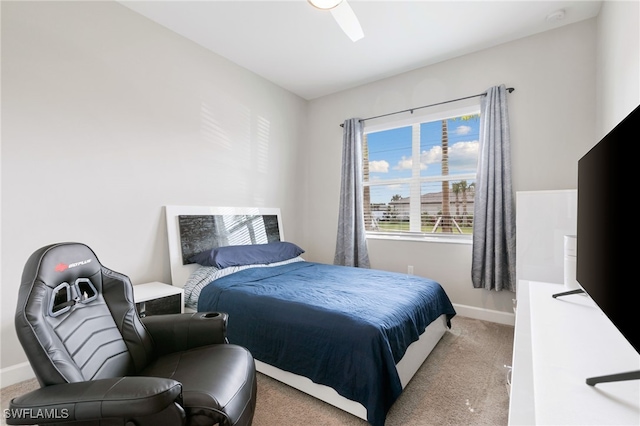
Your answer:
1,0 -> 638,381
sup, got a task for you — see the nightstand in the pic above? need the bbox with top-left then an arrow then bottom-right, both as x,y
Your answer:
133,281 -> 184,317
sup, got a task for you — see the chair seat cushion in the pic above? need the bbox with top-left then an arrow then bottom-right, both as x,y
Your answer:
142,344 -> 256,426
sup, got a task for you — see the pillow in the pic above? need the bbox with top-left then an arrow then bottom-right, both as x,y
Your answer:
189,241 -> 305,268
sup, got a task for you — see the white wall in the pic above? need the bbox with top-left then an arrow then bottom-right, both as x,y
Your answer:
303,19 -> 600,315
596,0 -> 640,135
2,0 -> 638,385
1,1 -> 306,374
300,1 -> 640,323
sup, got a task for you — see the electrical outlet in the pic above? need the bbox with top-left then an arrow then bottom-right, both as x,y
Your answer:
407,265 -> 414,275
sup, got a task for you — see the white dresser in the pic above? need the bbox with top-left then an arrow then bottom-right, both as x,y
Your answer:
508,280 -> 640,425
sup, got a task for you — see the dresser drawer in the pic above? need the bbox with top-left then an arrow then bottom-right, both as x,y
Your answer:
136,293 -> 182,317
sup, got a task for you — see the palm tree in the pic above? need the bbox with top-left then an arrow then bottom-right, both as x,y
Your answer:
466,181 -> 475,226
452,181 -> 462,216
458,180 -> 471,225
437,115 -> 479,233
440,120 -> 452,233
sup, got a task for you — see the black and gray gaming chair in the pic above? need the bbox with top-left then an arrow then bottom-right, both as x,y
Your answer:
7,242 -> 257,426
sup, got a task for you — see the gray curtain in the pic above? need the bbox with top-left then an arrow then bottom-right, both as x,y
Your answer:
471,85 -> 516,292
334,118 -> 370,268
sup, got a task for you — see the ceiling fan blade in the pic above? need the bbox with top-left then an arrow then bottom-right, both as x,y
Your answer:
330,1 -> 364,42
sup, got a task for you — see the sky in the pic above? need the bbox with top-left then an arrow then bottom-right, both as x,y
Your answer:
366,115 -> 480,204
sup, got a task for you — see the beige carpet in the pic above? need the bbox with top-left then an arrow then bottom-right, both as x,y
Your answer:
1,316 -> 514,426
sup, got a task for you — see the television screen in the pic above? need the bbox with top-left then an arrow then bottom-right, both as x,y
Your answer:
576,104 -> 639,355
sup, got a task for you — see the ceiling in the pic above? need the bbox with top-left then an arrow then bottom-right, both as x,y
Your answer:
118,0 -> 603,100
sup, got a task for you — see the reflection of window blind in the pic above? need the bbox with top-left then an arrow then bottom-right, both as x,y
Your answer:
177,214 -> 281,264
225,215 -> 268,246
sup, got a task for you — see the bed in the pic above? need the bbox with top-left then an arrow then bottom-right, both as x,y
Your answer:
165,206 -> 456,426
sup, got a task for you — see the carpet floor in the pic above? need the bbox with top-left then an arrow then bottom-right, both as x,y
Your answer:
1,316 -> 514,426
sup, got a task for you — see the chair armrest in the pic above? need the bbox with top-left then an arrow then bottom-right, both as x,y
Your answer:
142,312 -> 228,356
5,377 -> 182,425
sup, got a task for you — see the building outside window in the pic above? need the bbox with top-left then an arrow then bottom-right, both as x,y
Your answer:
363,107 -> 480,240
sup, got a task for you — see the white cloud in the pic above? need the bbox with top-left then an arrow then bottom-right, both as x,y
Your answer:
395,156 -> 426,171
421,146 -> 441,165
418,141 -> 478,171
369,160 -> 389,173
396,156 -> 412,170
455,125 -> 472,135
449,140 -> 479,170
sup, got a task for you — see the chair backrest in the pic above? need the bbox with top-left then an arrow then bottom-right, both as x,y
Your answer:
15,242 -> 155,387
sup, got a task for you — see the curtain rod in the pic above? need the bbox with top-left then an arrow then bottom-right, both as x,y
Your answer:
339,87 -> 515,127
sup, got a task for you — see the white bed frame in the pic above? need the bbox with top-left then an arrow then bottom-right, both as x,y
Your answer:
164,205 -> 448,421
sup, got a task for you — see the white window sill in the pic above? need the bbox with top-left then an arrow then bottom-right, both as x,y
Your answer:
366,233 -> 473,245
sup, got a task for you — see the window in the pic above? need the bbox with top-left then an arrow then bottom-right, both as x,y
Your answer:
363,108 -> 480,240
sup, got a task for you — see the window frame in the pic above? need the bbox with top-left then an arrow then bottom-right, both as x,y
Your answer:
362,104 -> 480,244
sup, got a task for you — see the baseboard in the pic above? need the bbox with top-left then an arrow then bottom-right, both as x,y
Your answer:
0,362 -> 34,388
452,303 -> 515,326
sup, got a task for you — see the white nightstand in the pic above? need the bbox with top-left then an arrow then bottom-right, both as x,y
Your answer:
133,281 -> 184,317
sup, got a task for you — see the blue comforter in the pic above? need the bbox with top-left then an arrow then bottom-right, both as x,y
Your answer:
197,261 -> 456,426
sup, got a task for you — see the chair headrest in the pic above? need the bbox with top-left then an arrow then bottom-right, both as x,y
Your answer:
23,242 -> 102,290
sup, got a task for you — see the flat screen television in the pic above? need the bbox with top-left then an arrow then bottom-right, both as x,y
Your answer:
575,104 -> 640,385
